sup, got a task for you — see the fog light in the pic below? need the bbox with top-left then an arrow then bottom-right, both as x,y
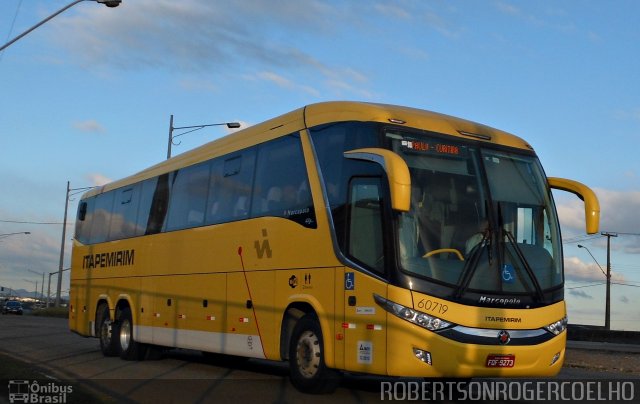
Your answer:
550,352 -> 561,366
413,348 -> 432,365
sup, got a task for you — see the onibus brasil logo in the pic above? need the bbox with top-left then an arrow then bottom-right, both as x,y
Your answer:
8,380 -> 73,404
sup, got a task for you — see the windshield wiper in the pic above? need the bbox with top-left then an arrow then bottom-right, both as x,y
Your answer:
502,228 -> 545,301
495,201 -> 544,301
454,227 -> 490,299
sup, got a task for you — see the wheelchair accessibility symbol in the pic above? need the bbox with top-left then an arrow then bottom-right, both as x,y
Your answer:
345,272 -> 355,290
502,264 -> 515,284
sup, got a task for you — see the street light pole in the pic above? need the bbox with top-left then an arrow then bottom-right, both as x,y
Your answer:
48,268 -> 70,308
0,0 -> 122,54
23,279 -> 38,300
55,183 -> 96,307
167,114 -> 175,160
167,115 -> 241,159
56,181 -> 70,307
27,269 -> 45,301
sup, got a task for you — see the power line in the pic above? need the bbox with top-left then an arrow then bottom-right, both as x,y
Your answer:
563,232 -> 640,244
600,230 -> 640,236
0,219 -> 70,226
563,234 -> 603,244
566,282 -> 606,290
0,0 -> 23,63
612,265 -> 640,272
612,282 -> 640,288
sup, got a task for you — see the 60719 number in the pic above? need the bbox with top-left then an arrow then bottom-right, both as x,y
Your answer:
416,299 -> 448,315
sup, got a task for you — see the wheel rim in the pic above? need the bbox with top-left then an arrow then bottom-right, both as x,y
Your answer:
100,319 -> 111,346
120,319 -> 131,352
295,330 -> 321,378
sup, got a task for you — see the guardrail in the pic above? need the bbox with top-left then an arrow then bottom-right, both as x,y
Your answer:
568,324 -> 640,345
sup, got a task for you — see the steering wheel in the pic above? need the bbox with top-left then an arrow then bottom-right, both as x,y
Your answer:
423,248 -> 465,261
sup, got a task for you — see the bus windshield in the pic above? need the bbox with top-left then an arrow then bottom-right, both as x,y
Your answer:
390,131 -> 563,300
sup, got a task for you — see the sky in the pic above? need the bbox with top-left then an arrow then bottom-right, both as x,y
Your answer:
0,0 -> 638,329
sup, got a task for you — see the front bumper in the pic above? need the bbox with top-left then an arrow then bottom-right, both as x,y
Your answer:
386,315 -> 565,378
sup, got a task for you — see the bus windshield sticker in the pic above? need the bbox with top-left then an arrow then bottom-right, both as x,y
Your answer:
502,264 -> 516,284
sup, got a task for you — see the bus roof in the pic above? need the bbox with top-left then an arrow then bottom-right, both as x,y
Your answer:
82,101 -> 532,198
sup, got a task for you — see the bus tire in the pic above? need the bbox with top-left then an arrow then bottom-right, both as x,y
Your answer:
97,303 -> 119,357
289,314 -> 339,394
115,307 -> 146,361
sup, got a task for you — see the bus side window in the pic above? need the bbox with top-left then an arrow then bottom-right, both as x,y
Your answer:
166,162 -> 211,231
136,177 -> 157,237
109,185 -> 141,240
89,191 -> 115,244
75,197 -> 95,244
206,149 -> 256,225
250,134 -> 316,228
347,177 -> 385,275
146,173 -> 172,235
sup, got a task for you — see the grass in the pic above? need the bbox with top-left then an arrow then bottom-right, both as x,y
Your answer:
30,307 -> 69,318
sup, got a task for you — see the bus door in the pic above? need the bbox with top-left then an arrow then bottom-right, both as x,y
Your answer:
342,177 -> 388,374
342,269 -> 388,374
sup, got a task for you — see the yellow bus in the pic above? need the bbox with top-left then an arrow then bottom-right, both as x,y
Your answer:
69,101 -> 599,393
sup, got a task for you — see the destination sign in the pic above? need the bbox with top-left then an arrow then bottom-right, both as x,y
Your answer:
401,139 -> 467,157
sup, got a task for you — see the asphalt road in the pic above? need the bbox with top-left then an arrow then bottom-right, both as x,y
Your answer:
0,315 -> 638,403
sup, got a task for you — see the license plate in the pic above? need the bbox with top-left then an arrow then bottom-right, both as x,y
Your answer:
486,354 -> 515,368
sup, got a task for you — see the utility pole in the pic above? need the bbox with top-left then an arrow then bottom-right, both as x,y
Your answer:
47,272 -> 54,308
601,232 -> 617,331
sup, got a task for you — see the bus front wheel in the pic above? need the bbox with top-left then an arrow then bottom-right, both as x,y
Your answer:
289,314 -> 339,394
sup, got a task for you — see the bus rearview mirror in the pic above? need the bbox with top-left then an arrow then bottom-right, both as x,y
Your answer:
78,202 -> 88,221
548,177 -> 600,234
344,148 -> 411,212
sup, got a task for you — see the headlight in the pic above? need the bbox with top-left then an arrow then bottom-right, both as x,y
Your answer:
544,316 -> 568,335
374,294 -> 453,331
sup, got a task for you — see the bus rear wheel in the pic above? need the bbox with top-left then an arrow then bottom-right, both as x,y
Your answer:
97,303 -> 119,357
288,314 -> 339,394
115,307 -> 147,360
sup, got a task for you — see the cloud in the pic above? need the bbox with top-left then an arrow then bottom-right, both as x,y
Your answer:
568,289 -> 593,299
73,120 -> 106,134
556,188 -> 640,254
494,1 -> 521,16
178,78 -> 219,93
254,71 -> 320,97
374,4 -> 412,20
52,0 -> 370,98
615,107 -> 640,123
564,256 -> 624,283
0,230 -> 62,292
421,11 -> 461,39
398,46 -> 429,61
86,173 -> 112,186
